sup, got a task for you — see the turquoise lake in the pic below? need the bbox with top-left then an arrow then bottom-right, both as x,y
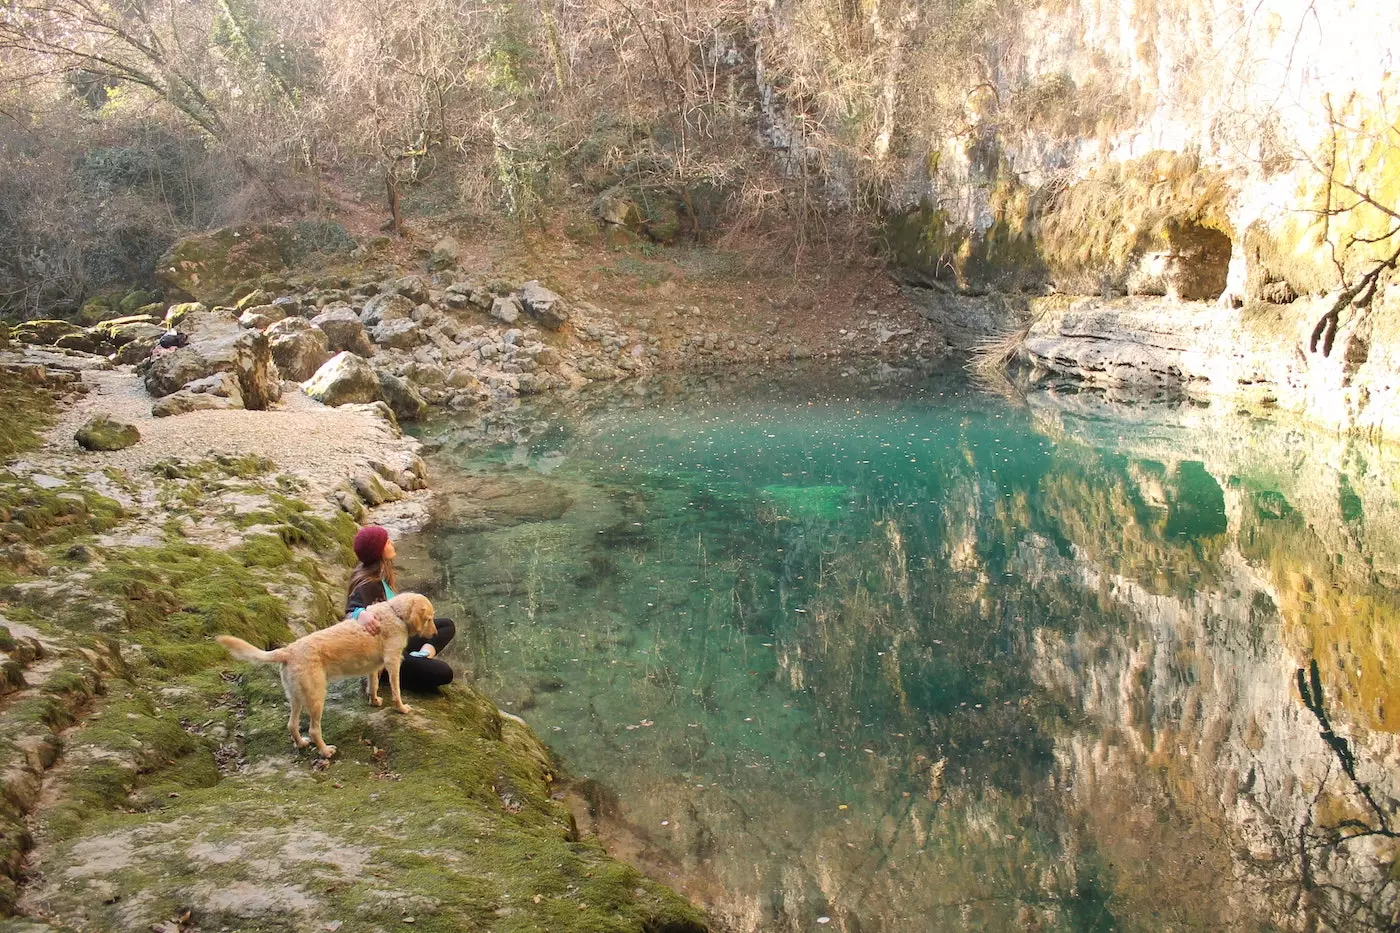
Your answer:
412,367 -> 1400,932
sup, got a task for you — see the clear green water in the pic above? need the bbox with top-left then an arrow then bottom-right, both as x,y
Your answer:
415,367 -> 1400,933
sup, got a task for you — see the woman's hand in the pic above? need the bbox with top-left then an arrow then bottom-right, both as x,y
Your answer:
360,614 -> 381,635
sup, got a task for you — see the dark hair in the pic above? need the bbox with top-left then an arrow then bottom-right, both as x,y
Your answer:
348,556 -> 398,599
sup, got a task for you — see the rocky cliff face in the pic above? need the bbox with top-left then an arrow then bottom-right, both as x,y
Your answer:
887,0 -> 1399,298
878,0 -> 1400,435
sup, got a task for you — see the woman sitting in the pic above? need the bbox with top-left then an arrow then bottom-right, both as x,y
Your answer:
347,525 -> 455,690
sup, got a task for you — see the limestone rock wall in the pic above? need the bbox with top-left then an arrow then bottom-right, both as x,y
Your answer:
1019,283 -> 1400,441
889,0 -> 1400,302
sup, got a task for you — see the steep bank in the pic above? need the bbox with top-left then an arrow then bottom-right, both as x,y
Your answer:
0,353 -> 708,932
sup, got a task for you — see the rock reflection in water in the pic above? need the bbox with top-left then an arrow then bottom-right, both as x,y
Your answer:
415,368 -> 1400,932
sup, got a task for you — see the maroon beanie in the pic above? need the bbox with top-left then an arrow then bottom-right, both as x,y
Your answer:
353,525 -> 390,564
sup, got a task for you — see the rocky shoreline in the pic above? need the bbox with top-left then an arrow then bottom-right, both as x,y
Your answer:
0,323 -> 712,930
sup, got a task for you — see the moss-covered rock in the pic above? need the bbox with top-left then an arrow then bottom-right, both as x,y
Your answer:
118,289 -> 155,315
164,302 -> 207,328
78,293 -> 127,326
74,415 -> 140,452
11,320 -> 81,347
157,227 -> 288,306
157,224 -> 357,307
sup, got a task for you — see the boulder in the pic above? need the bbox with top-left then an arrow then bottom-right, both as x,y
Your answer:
362,293 -> 415,327
152,391 -> 237,417
266,318 -> 331,382
301,352 -> 383,407
12,320 -> 81,346
107,321 -> 165,348
240,303 -> 286,326
271,295 -> 304,317
490,295 -> 522,325
592,184 -> 690,243
141,309 -> 281,410
75,415 -> 139,451
429,237 -> 462,271
183,371 -> 244,404
310,307 -> 375,357
393,275 -> 430,304
156,226 -> 287,305
78,295 -> 124,326
106,320 -> 166,365
446,367 -> 480,390
164,302 -> 207,327
96,316 -> 161,342
54,331 -> 106,355
519,281 -> 569,330
377,370 -> 428,421
371,318 -> 423,349
119,289 -> 156,314
235,289 -> 273,311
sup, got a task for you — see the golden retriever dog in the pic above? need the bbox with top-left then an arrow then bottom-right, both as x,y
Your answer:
217,593 -> 437,758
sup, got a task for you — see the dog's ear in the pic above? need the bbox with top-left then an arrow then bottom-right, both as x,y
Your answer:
414,596 -> 436,634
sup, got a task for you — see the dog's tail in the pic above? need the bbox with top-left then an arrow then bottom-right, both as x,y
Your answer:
216,635 -> 289,665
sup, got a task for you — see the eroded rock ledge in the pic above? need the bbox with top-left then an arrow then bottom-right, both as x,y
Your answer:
1018,285 -> 1400,442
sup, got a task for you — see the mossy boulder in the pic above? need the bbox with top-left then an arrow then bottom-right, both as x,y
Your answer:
11,320 -> 81,347
53,330 -> 106,354
156,227 -> 287,307
164,302 -> 207,328
118,289 -> 155,314
594,181 -> 722,245
74,415 -> 140,451
78,294 -> 126,326
594,184 -> 683,243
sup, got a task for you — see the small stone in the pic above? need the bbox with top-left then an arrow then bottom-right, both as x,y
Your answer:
490,295 -> 522,325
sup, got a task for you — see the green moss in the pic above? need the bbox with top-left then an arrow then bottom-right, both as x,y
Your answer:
150,453 -> 276,481
30,678 -> 710,932
234,494 -> 356,561
0,472 -> 125,547
91,541 -> 294,674
0,371 -> 58,459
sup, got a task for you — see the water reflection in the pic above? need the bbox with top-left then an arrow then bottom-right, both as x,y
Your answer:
414,368 -> 1400,932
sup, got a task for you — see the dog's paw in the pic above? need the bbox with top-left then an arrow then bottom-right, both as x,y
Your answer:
395,704 -> 415,715
369,695 -> 383,707
294,736 -> 311,749
319,744 -> 338,758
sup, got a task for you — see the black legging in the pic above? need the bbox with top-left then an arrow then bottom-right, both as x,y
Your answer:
396,618 -> 455,690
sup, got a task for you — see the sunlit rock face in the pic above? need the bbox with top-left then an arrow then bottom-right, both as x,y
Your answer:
885,1 -> 1399,296
1018,286 -> 1400,441
419,370 -> 1399,933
